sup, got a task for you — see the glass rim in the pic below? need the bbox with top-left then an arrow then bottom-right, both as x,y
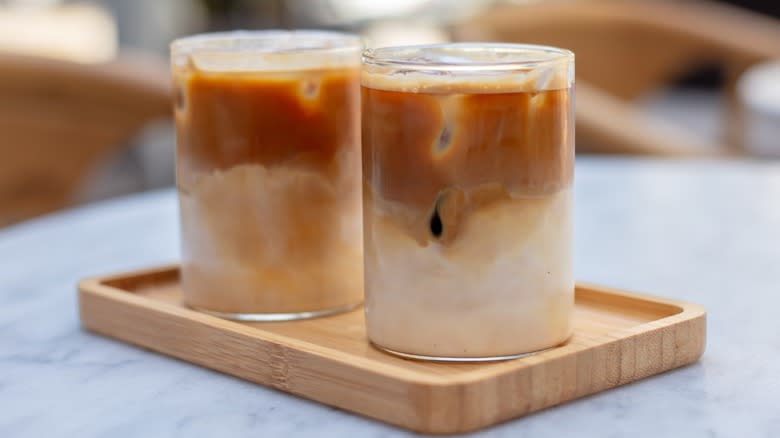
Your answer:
170,30 -> 362,56
362,42 -> 574,72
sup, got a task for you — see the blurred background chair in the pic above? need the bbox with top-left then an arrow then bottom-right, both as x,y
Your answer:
0,2 -> 176,226
454,0 -> 780,156
0,52 -> 171,226
1,0 -> 779,226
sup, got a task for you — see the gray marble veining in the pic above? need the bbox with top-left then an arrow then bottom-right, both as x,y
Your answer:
1,158 -> 779,437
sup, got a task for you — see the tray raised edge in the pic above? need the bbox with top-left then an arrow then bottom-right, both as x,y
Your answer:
78,265 -> 706,434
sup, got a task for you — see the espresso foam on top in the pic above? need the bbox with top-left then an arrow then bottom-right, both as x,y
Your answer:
361,68 -> 571,94
172,30 -> 361,73
362,43 -> 573,93
183,51 -> 360,73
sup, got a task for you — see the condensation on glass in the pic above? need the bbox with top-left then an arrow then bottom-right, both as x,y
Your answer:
361,43 -> 575,361
171,31 -> 363,321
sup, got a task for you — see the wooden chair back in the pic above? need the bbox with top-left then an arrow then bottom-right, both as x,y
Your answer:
0,52 -> 172,225
454,0 -> 780,155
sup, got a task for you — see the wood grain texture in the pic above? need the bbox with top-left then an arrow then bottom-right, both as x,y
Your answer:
78,266 -> 706,434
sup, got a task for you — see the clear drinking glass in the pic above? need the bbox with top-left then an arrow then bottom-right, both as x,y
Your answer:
361,43 -> 575,361
171,31 -> 363,321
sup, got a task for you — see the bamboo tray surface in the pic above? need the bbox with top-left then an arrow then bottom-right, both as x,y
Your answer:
78,266 -> 706,434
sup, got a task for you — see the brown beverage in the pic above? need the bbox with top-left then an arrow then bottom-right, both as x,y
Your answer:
362,44 -> 574,360
172,31 -> 362,320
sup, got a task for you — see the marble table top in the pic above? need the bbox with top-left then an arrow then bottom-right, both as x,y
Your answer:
2,158 -> 779,437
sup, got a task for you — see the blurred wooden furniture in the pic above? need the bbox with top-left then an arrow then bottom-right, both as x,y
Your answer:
455,0 -> 780,156
0,52 -> 171,226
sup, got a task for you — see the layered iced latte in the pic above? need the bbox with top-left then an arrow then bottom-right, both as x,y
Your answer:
172,31 -> 363,320
361,44 -> 575,360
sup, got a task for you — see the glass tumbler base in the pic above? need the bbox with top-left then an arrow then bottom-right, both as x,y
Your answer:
372,340 -> 567,363
188,302 -> 361,322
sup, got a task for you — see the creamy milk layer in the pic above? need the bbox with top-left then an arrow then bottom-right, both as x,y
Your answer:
363,188 -> 573,358
179,163 -> 362,314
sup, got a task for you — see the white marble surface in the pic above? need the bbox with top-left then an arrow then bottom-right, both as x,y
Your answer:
2,158 -> 780,437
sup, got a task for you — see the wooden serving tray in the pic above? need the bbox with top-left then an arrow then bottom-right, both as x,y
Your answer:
78,266 -> 705,434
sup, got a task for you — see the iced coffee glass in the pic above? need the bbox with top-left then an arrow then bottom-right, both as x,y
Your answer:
172,31 -> 363,320
362,43 -> 574,361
